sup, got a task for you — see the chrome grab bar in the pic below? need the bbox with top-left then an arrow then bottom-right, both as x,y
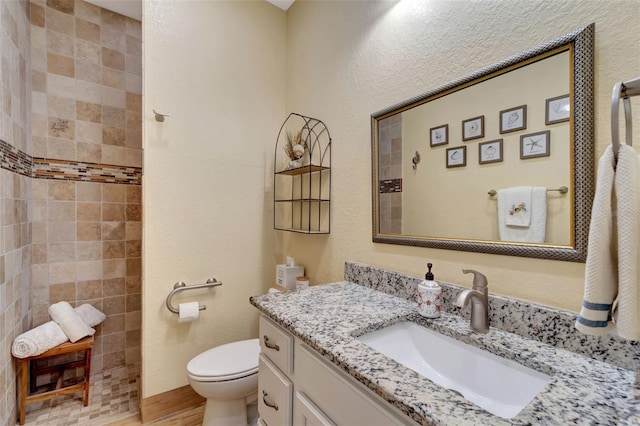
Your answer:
165,278 -> 222,314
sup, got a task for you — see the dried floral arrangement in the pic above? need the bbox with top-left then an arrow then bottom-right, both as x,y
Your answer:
284,130 -> 307,160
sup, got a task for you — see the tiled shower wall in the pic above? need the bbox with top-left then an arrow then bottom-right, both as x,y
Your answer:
0,1 -> 32,425
29,0 -> 142,377
378,114 -> 402,234
0,1 -> 142,423
0,1 -> 31,425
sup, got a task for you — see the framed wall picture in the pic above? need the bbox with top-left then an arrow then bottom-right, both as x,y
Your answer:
520,130 -> 551,159
546,94 -> 570,124
499,105 -> 527,133
446,146 -> 466,168
461,116 -> 484,141
430,124 -> 448,147
479,139 -> 503,164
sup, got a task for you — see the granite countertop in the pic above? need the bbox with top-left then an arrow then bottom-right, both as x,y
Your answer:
250,282 -> 639,426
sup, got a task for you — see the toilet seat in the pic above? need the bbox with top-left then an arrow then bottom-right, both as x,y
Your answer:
187,338 -> 259,382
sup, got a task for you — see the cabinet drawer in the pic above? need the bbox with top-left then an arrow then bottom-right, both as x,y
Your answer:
260,315 -> 293,374
295,342 -> 412,425
259,354 -> 292,426
294,391 -> 336,426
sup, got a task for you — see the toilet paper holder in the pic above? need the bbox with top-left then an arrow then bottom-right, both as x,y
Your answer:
165,278 -> 223,314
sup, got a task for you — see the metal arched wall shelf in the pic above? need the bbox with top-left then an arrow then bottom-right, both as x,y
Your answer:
274,113 -> 332,234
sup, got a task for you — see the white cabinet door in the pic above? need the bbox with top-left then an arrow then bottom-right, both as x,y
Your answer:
294,392 -> 336,426
295,341 -> 413,426
259,354 -> 292,426
260,316 -> 294,374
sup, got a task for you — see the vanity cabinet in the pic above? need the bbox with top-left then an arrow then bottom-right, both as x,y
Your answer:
273,113 -> 331,234
258,315 -> 414,426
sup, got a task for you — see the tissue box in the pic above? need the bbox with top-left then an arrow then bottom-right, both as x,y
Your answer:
276,264 -> 304,290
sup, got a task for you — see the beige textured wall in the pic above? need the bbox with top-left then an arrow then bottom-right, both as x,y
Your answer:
283,0 -> 640,312
143,1 -> 285,398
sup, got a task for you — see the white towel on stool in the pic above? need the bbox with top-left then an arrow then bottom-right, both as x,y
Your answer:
576,146 -> 617,335
576,144 -> 640,340
75,303 -> 106,327
12,304 -> 105,358
497,186 -> 547,243
48,301 -> 95,343
11,321 -> 68,358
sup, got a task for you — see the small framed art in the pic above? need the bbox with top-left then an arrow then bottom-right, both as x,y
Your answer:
545,94 -> 570,124
462,116 -> 484,141
520,131 -> 550,159
446,146 -> 466,168
499,105 -> 527,133
430,124 -> 448,147
479,139 -> 503,164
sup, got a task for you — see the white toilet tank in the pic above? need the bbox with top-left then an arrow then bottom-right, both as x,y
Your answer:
187,339 -> 260,382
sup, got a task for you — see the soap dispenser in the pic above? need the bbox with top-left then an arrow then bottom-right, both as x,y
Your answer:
417,263 -> 441,318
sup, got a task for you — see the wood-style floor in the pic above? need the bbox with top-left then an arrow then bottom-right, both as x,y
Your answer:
105,404 -> 205,426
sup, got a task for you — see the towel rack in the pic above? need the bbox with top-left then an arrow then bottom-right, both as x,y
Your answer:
488,186 -> 568,196
165,278 -> 222,314
611,76 -> 640,166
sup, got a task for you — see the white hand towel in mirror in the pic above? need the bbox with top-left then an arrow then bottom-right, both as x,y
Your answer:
497,187 -> 547,243
504,186 -> 533,227
48,301 -> 95,342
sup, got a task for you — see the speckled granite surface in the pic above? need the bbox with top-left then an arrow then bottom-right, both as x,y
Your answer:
345,261 -> 640,371
251,263 -> 640,425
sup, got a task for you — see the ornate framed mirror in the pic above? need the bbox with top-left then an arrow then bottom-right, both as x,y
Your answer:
371,24 -> 594,262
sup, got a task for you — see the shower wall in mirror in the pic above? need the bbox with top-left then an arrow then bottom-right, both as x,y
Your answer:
371,24 -> 594,262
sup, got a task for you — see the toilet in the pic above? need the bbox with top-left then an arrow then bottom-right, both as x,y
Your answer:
187,338 -> 260,426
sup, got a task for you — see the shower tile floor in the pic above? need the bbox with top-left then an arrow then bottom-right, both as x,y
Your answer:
20,365 -> 140,426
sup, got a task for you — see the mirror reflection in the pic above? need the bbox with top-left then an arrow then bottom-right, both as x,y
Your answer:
372,24 -> 594,262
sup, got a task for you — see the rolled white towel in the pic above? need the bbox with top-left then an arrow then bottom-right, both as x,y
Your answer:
11,321 -> 68,358
12,304 -> 105,359
48,301 -> 95,343
75,303 -> 106,327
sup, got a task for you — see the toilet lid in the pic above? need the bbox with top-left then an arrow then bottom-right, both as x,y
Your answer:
187,338 -> 260,381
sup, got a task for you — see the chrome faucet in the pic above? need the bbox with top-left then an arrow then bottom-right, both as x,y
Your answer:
455,269 -> 489,333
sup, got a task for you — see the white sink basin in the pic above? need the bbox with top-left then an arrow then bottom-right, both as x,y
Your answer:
357,321 -> 551,418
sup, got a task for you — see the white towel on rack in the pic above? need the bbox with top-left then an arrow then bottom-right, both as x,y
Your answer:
612,144 -> 640,340
497,186 -> 547,243
576,146 -> 617,335
576,144 -> 640,340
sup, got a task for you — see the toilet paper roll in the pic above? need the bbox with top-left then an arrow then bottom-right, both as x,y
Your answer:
178,301 -> 200,323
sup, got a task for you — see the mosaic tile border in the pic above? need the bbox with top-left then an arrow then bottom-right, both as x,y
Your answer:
0,140 -> 142,185
379,178 -> 402,193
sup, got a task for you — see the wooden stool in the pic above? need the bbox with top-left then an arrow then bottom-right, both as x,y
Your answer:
18,336 -> 94,425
